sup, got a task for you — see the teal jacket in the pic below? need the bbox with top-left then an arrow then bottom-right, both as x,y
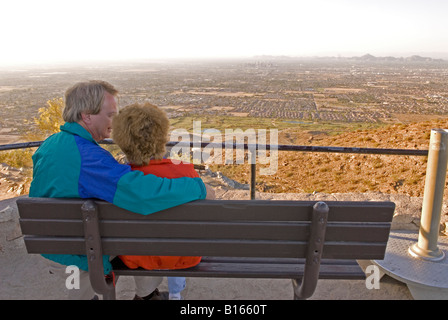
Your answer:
29,122 -> 206,274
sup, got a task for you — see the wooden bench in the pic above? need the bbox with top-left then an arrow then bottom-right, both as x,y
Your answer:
17,197 -> 395,300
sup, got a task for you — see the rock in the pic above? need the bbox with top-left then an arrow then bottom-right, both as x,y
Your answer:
0,206 -> 13,223
216,172 -> 250,190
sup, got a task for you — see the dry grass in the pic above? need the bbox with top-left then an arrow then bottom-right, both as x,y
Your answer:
209,118 -> 448,197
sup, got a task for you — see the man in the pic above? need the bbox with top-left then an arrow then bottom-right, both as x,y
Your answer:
29,80 -> 213,299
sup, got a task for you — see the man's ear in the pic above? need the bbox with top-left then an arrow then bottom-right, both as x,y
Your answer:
81,112 -> 91,124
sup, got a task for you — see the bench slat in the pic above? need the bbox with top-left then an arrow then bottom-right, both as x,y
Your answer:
23,236 -> 388,259
18,198 -> 395,223
20,218 -> 392,242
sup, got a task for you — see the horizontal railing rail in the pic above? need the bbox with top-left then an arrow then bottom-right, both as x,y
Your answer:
0,140 -> 430,156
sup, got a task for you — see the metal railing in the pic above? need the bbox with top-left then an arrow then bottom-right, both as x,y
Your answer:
0,139 -> 429,200
167,141 -> 429,199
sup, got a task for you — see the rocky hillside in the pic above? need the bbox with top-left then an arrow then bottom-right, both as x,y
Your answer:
209,118 -> 448,197
0,163 -> 31,201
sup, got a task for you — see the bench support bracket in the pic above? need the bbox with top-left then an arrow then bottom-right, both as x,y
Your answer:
292,201 -> 329,299
82,200 -> 116,300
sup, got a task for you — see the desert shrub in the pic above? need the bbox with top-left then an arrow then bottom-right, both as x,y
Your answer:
0,149 -> 34,168
0,98 -> 65,169
25,97 -> 64,141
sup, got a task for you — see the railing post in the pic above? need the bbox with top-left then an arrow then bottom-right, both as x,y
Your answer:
250,149 -> 256,200
409,129 -> 448,261
250,163 -> 256,200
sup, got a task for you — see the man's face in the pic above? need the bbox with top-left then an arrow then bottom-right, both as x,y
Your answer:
84,92 -> 118,141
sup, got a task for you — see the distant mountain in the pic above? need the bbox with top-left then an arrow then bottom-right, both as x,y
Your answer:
252,54 -> 445,62
352,53 -> 444,62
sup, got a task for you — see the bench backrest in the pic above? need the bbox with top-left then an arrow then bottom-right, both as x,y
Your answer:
18,197 -> 395,260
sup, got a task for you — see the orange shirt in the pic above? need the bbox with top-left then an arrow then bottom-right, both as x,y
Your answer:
119,159 -> 202,270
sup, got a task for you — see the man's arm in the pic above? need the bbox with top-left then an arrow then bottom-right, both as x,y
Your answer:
112,171 -> 207,215
77,142 -> 207,215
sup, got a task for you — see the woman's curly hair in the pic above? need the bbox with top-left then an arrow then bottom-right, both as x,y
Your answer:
112,102 -> 170,166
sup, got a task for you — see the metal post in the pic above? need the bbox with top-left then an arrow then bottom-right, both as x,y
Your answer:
250,163 -> 256,200
409,129 -> 448,261
249,148 -> 256,200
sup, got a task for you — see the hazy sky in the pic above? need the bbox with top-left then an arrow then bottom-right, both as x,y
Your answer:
1,0 -> 448,66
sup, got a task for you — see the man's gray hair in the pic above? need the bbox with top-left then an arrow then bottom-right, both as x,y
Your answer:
63,80 -> 118,123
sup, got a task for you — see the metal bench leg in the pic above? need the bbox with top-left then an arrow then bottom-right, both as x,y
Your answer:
82,200 -> 116,300
292,201 -> 329,299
